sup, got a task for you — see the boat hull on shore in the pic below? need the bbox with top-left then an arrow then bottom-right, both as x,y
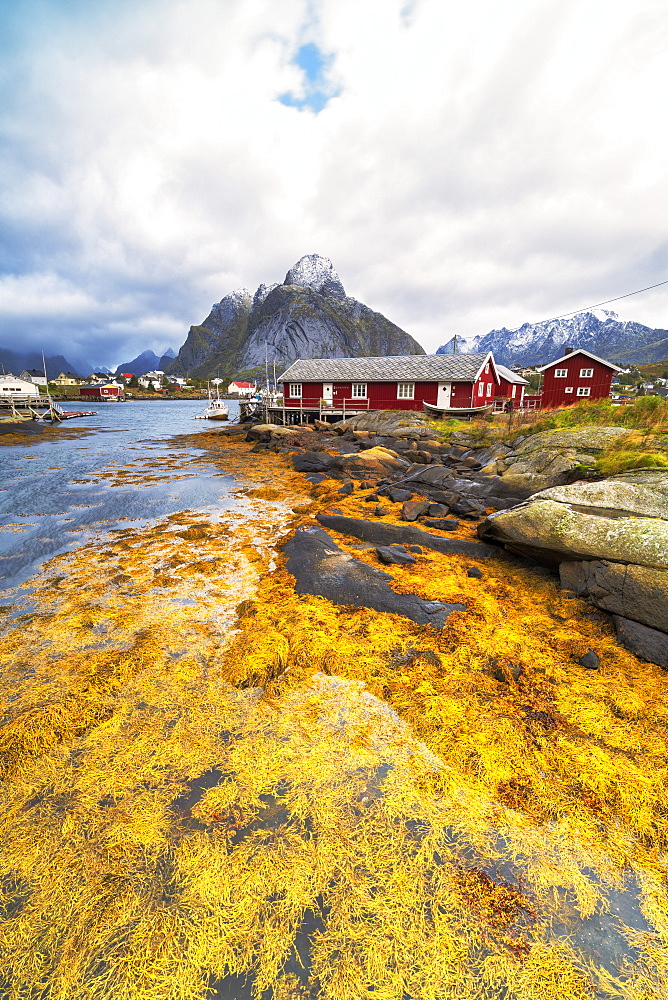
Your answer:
423,401 -> 493,418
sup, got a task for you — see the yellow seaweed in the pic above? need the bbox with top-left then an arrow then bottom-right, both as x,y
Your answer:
1,430 -> 668,999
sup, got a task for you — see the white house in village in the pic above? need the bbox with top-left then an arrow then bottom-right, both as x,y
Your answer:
20,369 -> 49,387
227,380 -> 256,396
0,375 -> 40,397
137,371 -> 165,390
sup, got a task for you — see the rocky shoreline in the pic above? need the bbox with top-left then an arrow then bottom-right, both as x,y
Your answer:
240,410 -> 668,668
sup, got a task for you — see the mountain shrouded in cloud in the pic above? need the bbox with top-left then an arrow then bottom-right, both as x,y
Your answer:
168,255 -> 425,378
114,349 -> 176,376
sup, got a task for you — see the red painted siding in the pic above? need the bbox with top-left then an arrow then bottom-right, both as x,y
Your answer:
281,379 -> 487,410
495,376 -> 525,404
80,385 -> 122,396
470,360 -> 497,406
541,355 -> 615,408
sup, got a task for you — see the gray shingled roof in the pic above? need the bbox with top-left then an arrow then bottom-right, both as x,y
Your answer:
496,364 -> 529,385
277,352 -> 491,383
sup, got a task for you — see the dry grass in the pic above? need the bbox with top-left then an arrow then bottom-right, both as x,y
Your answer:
1,433 -> 668,998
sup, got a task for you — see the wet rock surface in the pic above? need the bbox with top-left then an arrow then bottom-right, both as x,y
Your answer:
612,616 -> 668,668
282,526 -> 464,627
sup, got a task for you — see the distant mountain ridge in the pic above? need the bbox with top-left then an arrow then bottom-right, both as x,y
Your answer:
0,348 -> 91,380
168,254 -> 425,379
436,310 -> 668,367
115,349 -> 176,376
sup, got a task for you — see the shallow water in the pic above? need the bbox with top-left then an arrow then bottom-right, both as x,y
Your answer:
0,400 -> 242,592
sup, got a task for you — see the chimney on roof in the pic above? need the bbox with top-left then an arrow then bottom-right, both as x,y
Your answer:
564,346 -> 574,355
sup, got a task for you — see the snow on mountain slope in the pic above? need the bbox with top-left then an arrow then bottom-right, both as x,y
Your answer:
437,310 -> 668,366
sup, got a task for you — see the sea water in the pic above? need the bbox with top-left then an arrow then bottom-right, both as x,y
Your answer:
0,400 -> 242,593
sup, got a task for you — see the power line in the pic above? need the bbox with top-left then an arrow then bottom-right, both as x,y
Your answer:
538,277 -> 668,324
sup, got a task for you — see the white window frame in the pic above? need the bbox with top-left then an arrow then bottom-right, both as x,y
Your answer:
486,382 -> 492,396
577,387 -> 591,397
477,382 -> 484,397
511,385 -> 516,398
580,368 -> 594,378
396,382 -> 414,399
290,383 -> 302,398
564,386 -> 573,393
554,368 -> 568,378
351,382 -> 367,398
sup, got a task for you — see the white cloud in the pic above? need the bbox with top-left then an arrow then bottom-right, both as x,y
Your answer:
1,0 -> 667,368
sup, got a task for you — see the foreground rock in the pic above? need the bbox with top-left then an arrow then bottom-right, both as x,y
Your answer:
478,471 -> 668,666
282,526 -> 464,627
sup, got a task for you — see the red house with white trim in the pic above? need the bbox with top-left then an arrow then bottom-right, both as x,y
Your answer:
278,353 -> 500,415
537,349 -> 622,408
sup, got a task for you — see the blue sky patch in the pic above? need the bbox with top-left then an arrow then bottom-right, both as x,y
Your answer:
279,43 -> 338,113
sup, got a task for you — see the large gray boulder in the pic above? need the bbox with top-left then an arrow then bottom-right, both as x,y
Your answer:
478,471 -> 668,666
496,426 -> 630,492
334,409 -> 435,438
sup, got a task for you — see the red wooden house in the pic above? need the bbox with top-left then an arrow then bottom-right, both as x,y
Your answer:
80,383 -> 124,398
537,349 -> 622,408
278,353 -> 500,415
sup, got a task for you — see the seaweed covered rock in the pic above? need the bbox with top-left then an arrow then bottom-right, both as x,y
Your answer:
478,471 -> 668,666
282,526 -> 463,627
336,446 -> 409,479
317,513 -> 495,558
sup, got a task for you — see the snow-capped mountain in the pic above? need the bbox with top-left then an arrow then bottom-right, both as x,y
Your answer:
436,309 -> 668,367
169,255 -> 424,378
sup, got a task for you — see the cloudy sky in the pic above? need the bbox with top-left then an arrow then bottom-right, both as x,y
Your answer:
1,0 -> 667,368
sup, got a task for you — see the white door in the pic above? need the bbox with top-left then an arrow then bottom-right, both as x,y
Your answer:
437,382 -> 452,408
322,383 -> 333,403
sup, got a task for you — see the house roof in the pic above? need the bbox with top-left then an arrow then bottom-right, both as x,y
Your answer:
278,352 -> 495,384
230,380 -> 254,387
496,364 -> 529,385
537,349 -> 623,373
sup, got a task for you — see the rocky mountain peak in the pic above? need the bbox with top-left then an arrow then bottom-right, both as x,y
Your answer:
283,254 -> 346,299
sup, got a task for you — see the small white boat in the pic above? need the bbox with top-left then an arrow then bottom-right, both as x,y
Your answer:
423,401 -> 493,418
196,385 -> 229,420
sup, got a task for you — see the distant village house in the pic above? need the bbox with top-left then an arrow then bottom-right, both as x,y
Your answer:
227,380 -> 256,396
19,369 -> 48,386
